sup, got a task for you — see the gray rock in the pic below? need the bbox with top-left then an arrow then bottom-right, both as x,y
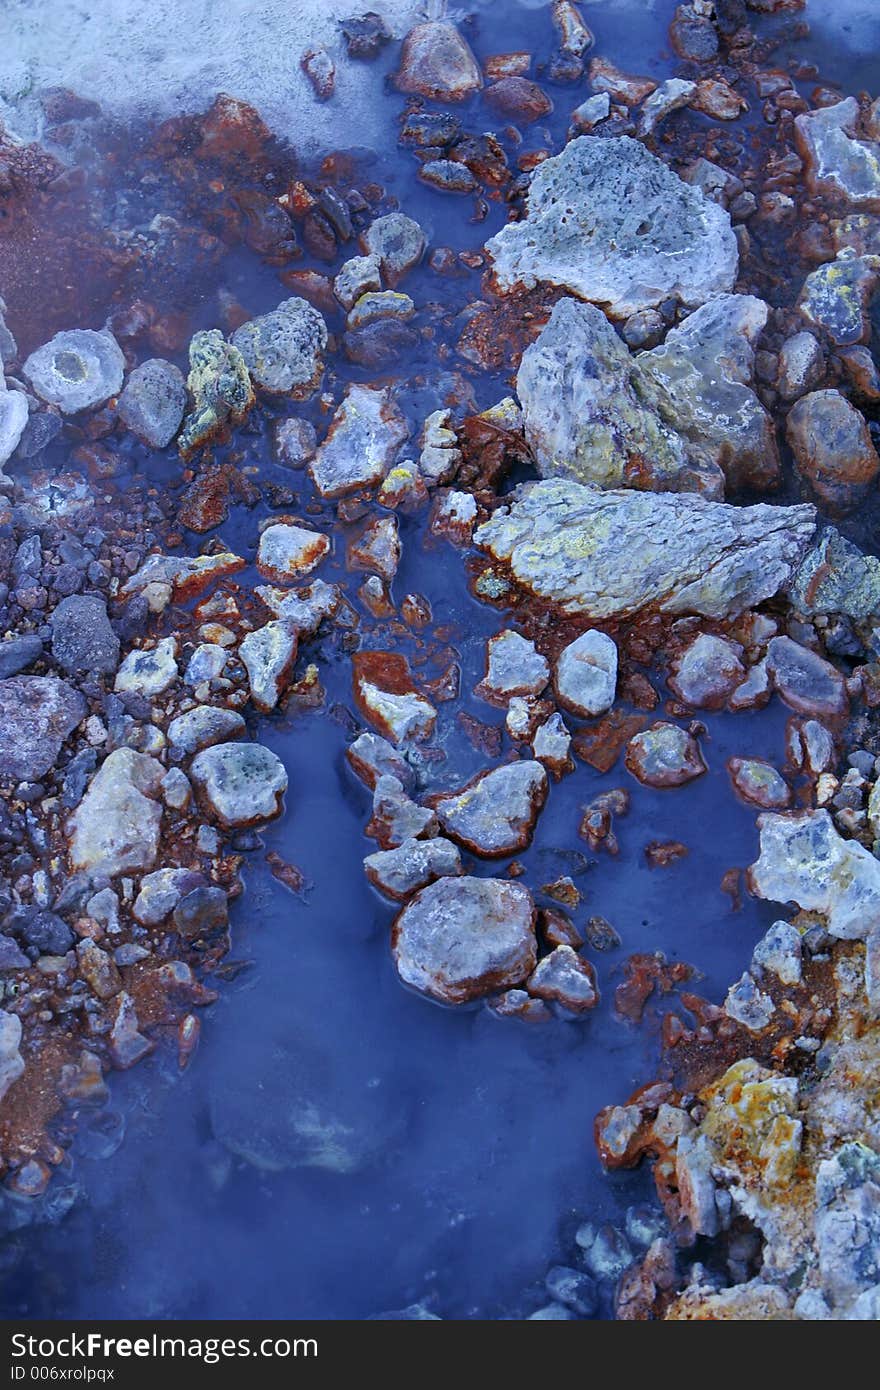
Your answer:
749,809 -> 880,940
777,331 -> 824,401
751,920 -> 803,986
475,479 -> 816,621
347,515 -> 400,580
274,416 -> 317,467
526,945 -> 598,1013
50,594 -> 119,675
0,935 -> 29,969
117,358 -> 186,448
23,328 -> 124,413
107,992 -> 153,1069
625,722 -> 706,787
333,254 -> 383,311
532,712 -> 572,773
0,634 -> 43,678
394,21 -> 482,103
231,297 -> 327,396
0,384 -> 28,472
814,1144 -> 880,1311
360,212 -> 426,287
184,643 -> 227,686
0,676 -> 86,779
115,635 -> 178,697
258,522 -> 330,586
766,636 -> 847,717
391,875 -> 537,1005
638,77 -> 697,135
133,867 -> 203,925
240,621 -> 298,712
368,775 -> 437,849
432,761 -> 547,857
555,630 -> 617,717
346,731 -> 414,791
0,1011 -> 24,1103
173,885 -> 228,939
485,136 -> 738,317
799,253 -> 880,347
68,748 -> 164,877
255,578 -> 339,634
668,633 -> 745,709
544,1266 -> 598,1317
5,905 -> 73,958
419,407 -> 461,485
364,836 -> 462,901
161,766 -> 191,809
167,705 -> 246,754
724,972 -> 775,1031
476,629 -> 549,703
728,757 -> 791,809
190,741 -> 288,826
795,97 -> 880,209
309,384 -> 409,498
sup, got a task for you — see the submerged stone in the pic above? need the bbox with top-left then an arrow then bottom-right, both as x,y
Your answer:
360,213 -> 426,287
394,20 -> 482,102
728,757 -> 791,809
309,385 -> 408,498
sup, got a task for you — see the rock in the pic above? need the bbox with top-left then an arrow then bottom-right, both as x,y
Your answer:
621,309 -> 665,350
378,461 -> 428,513
190,741 -> 288,826
184,643 -> 227,686
77,939 -> 121,999
431,761 -> 548,856
352,652 -> 437,745
571,92 -> 610,132
5,906 -> 74,959
527,945 -> 598,1013
347,731 -> 414,791
173,885 -> 228,939
786,389 -> 879,512
255,578 -> 339,634
50,594 -> 119,675
419,408 -> 461,485
117,358 -> 186,448
115,635 -> 178,697
274,416 -> 317,466
544,1265 -> 598,1316
485,136 -> 737,317
588,57 -> 656,103
301,47 -> 335,101
475,480 -> 816,622
341,11 -> 391,59
751,920 -> 803,986
257,522 -> 329,582
0,635 -> 43,679
121,551 -> 245,603
68,748 -> 164,876
476,629 -> 549,704
552,0 -> 594,56
391,876 -> 536,1005
749,808 -> 880,940
240,621 -> 298,712
729,757 -> 791,809
555,630 -> 617,717
23,328 -> 124,414
814,1144 -> 880,1312
639,78 -> 697,136
334,254 -> 383,310
0,676 -> 85,780
309,385 -> 408,498
788,526 -> 880,623
669,2 -> 719,60
0,383 -> 28,473
668,633 -> 745,709
484,77 -> 552,123
365,836 -> 461,901
675,1133 -> 720,1237
167,705 -> 246,754
107,992 -> 153,1069
765,636 -> 847,717
516,298 -> 723,496
0,936 -> 30,969
231,298 -> 327,395
360,213 -> 426,287
0,1011 -> 24,1103
133,867 -> 203,925
394,20 -> 482,102
532,713 -> 572,776
347,515 -> 400,580
625,722 -> 706,788
777,332 -> 825,401
178,329 -> 254,458
799,254 -> 880,347
727,661 -> 772,712
367,774 -> 436,849
347,291 -> 414,331
161,767 -> 191,810
795,98 -> 880,209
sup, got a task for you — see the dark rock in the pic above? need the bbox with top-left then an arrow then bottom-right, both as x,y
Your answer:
0,676 -> 86,780
0,935 -> 29,970
50,594 -> 119,675
341,11 -> 391,60
5,905 -> 74,959
14,411 -> 62,461
344,320 -> 420,368
173,886 -> 229,939
60,746 -> 98,809
669,4 -> 720,61
484,78 -> 553,124
0,635 -> 43,678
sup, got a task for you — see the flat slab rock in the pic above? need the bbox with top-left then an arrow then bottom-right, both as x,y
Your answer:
475,479 -> 817,622
391,876 -> 537,1005
190,741 -> 288,826
431,760 -> 548,856
484,135 -> 738,317
749,809 -> 880,940
0,676 -> 86,781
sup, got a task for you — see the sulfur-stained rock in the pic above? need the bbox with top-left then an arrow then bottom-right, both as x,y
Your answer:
24,328 -> 124,414
669,633 -> 745,708
274,416 -> 317,467
475,480 -> 816,622
334,254 -> 383,311
240,621 -> 298,712
526,945 -> 598,1013
431,761 -> 547,857
794,97 -> 880,209
798,253 -> 880,347
364,835 -> 461,901
786,389 -> 880,513
555,630 -> 617,717
190,741 -> 288,827
0,676 -> 86,780
749,808 -> 880,939
121,550 -> 245,603
765,636 -> 847,717
257,522 -> 329,583
231,297 -> 327,396
625,722 -> 706,788
476,629 -> 549,704
485,136 -> 738,317
395,20 -> 482,102
68,748 -> 164,877
391,875 -> 536,1005
178,329 -> 254,458
309,384 -> 408,498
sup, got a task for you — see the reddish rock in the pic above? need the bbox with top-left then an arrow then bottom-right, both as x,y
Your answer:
573,711 -> 648,773
484,78 -> 553,124
527,946 -> 599,1013
625,723 -> 707,788
395,21 -> 483,102
728,757 -> 792,809
786,388 -> 880,513
588,56 -> 656,104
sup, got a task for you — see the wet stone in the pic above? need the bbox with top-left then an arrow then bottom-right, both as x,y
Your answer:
526,945 -> 598,1014
341,12 -> 391,60
353,652 -> 437,745
555,630 -> 617,718
107,992 -> 153,1069
68,748 -> 164,877
749,808 -> 880,940
668,633 -> 745,709
167,706 -> 246,755
484,77 -> 552,123
133,867 -> 203,926
360,214 -> 426,288
0,676 -> 86,780
347,515 -> 400,581
786,389 -> 880,513
190,741 -> 288,827
50,594 -> 119,676
532,713 -> 572,777
367,775 -> 437,850
394,20 -> 482,102
5,906 -> 73,960
625,722 -> 707,788
476,629 -> 549,704
798,254 -> 880,347
178,330 -> 254,459
117,358 -> 186,448
724,972 -> 775,1032
333,255 -> 382,311
309,385 -> 409,498
77,939 -> 121,1000
391,876 -> 536,1005
257,522 -> 329,583
795,97 -> 880,209
231,297 -> 327,396
728,757 -> 791,809
255,578 -> 339,635
240,621 -> 298,712
173,886 -> 229,939
766,636 -> 847,718
347,731 -> 414,792
115,635 -> 178,698
431,761 -> 548,857
364,835 -> 461,901
639,77 -> 697,136
544,1266 -> 598,1317
23,329 -> 124,414
274,417 -> 317,467
301,48 -> 335,102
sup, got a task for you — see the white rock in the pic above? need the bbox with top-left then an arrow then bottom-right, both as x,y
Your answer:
68,748 -> 164,877
257,522 -> 329,583
555,630 -> 617,717
749,809 -> 880,940
114,635 -> 178,697
190,741 -> 288,826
